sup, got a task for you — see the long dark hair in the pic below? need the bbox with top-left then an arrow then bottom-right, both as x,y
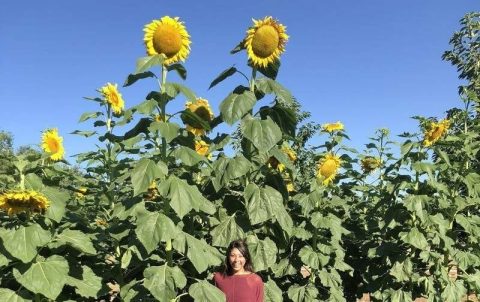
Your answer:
224,239 -> 254,275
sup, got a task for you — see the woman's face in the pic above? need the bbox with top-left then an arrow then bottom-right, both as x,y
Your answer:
229,248 -> 246,274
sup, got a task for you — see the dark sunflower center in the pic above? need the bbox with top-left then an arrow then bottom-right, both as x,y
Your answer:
153,24 -> 182,58
251,25 -> 279,58
194,107 -> 212,121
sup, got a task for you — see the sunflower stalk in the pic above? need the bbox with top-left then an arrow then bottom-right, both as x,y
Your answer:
160,65 -> 168,160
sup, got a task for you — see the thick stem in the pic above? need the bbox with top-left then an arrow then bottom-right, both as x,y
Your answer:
160,65 -> 168,160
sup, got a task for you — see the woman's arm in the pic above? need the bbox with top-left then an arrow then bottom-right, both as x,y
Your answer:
256,276 -> 264,302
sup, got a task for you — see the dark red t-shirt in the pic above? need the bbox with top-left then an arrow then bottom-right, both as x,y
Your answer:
213,272 -> 264,302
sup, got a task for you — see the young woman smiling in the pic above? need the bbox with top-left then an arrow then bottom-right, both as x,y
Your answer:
213,239 -> 264,302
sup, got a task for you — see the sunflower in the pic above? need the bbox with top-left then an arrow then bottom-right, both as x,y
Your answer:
185,98 -> 214,136
195,140 -> 212,159
0,190 -> 50,216
143,16 -> 191,65
286,180 -> 295,193
322,122 -> 344,133
100,83 -> 124,114
41,128 -> 65,161
423,119 -> 450,147
281,145 -> 297,162
75,187 -> 87,199
244,16 -> 288,68
269,145 -> 297,172
144,181 -> 159,201
361,156 -> 382,174
317,153 -> 341,185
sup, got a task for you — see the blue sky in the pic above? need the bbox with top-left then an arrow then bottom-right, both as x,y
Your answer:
0,1 -> 477,160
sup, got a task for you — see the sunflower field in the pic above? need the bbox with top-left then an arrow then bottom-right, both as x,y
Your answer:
0,12 -> 480,302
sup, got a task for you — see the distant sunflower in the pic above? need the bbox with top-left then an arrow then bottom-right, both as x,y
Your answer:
185,98 -> 214,136
322,122 -> 344,133
423,119 -> 450,147
101,83 -> 124,114
75,187 -> 87,199
143,16 -> 191,65
317,153 -> 341,185
286,180 -> 295,193
0,190 -> 50,216
361,156 -> 382,174
268,145 -> 297,172
41,128 -> 65,161
195,140 -> 212,159
244,16 -> 288,68
281,145 -> 297,162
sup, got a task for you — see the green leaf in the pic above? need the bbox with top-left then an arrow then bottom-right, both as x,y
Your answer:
269,146 -> 295,171
167,63 -> 187,80
174,146 -> 207,166
209,66 -> 237,89
244,184 -> 293,235
390,289 -> 412,302
78,111 -> 102,123
135,211 -> 177,254
287,284 -> 319,302
241,117 -> 282,152
189,280 -> 226,302
124,71 -> 156,87
260,105 -> 297,137
389,259 -> 413,282
164,82 -> 196,101
56,229 -> 96,255
70,130 -> 97,137
181,109 -> 212,131
400,227 -> 428,250
299,246 -> 329,270
144,265 -> 187,302
148,121 -> 180,143
264,279 -> 282,302
0,288 -> 27,302
184,233 -> 223,273
0,224 -> 51,263
219,87 -> 256,125
134,99 -> 158,115
23,173 -> 43,191
14,255 -> 69,300
255,78 -> 292,104
158,176 -> 216,218
212,155 -> 251,191
43,186 -> 68,223
135,55 -> 164,74
211,214 -> 245,247
256,60 -> 280,80
131,158 -> 168,196
441,280 -> 467,302
67,266 -> 104,298
246,235 -> 277,272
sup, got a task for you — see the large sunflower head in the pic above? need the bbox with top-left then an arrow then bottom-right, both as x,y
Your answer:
244,16 -> 288,68
322,122 -> 344,133
100,83 -> 124,114
361,156 -> 382,174
41,128 -> 64,161
143,16 -> 191,65
185,98 -> 214,136
317,153 -> 341,186
0,190 -> 50,216
423,119 -> 450,147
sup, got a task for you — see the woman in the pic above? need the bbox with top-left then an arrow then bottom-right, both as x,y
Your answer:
213,239 -> 264,302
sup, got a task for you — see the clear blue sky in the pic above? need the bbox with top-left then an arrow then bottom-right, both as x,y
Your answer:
1,1 -> 477,160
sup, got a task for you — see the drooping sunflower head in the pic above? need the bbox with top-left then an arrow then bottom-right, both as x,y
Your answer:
195,140 -> 212,159
244,16 -> 288,68
143,16 -> 191,65
100,83 -> 124,114
41,128 -> 64,161
0,190 -> 50,216
423,119 -> 450,147
322,122 -> 344,133
317,153 -> 341,186
185,98 -> 214,136
361,156 -> 382,174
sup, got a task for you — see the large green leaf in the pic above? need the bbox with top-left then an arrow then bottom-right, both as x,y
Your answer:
164,82 -> 196,101
241,117 -> 282,152
264,279 -> 282,302
0,224 -> 51,263
135,211 -> 177,254
184,233 -> 223,273
0,288 -> 27,302
67,266 -> 104,298
255,78 -> 293,104
287,284 -> 319,302
441,280 -> 467,302
400,227 -> 428,250
389,259 -> 413,282
220,87 -> 256,125
209,66 -> 237,90
260,105 -> 297,137
174,146 -> 208,166
298,246 -> 329,270
189,280 -> 226,302
244,184 -> 293,235
43,186 -> 68,223
246,236 -> 277,272
144,265 -> 187,302
135,55 -> 164,73
148,121 -> 180,143
167,63 -> 187,80
131,158 -> 168,196
14,255 -> 69,300
56,229 -> 96,255
158,176 -> 215,218
211,214 -> 245,247
123,71 -> 156,87
212,155 -> 251,191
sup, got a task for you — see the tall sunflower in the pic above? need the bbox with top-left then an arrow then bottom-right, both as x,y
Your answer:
100,83 -> 124,114
244,16 -> 288,68
0,190 -> 50,216
185,98 -> 214,136
423,119 -> 450,147
41,128 -> 65,161
322,122 -> 344,133
143,16 -> 191,65
317,153 -> 341,185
